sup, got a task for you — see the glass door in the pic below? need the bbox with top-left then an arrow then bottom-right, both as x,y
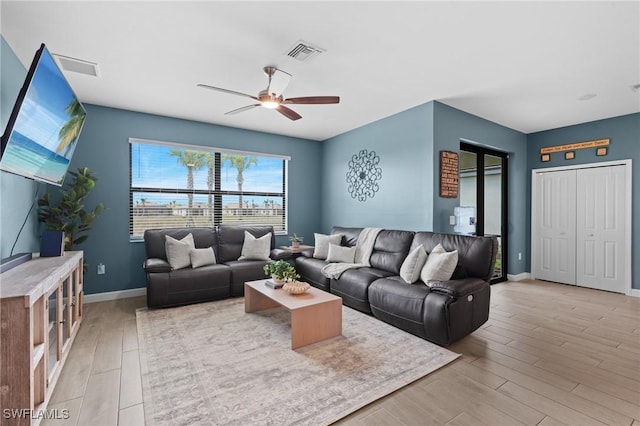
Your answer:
460,142 -> 508,283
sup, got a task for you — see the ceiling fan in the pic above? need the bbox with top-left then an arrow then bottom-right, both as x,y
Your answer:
197,66 -> 340,121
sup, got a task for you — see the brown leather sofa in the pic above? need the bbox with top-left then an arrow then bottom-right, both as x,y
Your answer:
296,226 -> 497,346
143,226 -> 290,308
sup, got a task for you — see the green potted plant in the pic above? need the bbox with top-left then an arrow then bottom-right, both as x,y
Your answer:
38,167 -> 105,262
263,260 -> 299,284
289,233 -> 303,249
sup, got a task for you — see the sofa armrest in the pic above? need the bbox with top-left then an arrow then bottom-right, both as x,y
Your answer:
144,258 -> 172,273
299,248 -> 314,258
270,248 -> 293,261
427,277 -> 488,298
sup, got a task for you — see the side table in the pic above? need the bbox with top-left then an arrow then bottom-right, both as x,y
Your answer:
280,245 -> 314,259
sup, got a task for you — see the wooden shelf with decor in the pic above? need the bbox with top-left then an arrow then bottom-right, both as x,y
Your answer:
0,251 -> 83,426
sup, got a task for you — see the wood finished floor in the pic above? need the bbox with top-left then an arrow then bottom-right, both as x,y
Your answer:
43,279 -> 640,426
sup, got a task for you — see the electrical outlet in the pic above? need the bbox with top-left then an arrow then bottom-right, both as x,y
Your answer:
518,252 -> 522,261
97,263 -> 106,275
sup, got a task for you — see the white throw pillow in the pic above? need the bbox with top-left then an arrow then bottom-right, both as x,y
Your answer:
313,233 -> 342,259
165,233 -> 195,270
190,247 -> 216,268
326,243 -> 356,263
400,245 -> 428,284
238,231 -> 272,261
420,244 -> 458,283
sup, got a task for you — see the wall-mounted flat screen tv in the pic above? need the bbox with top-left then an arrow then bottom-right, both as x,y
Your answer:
0,43 -> 86,186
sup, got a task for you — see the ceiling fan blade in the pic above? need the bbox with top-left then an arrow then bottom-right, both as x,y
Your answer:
197,84 -> 258,100
282,96 -> 340,104
225,104 -> 260,115
276,105 -> 302,121
266,68 -> 292,96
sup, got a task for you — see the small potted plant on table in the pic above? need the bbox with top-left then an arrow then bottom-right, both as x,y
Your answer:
289,233 -> 303,249
264,260 -> 299,285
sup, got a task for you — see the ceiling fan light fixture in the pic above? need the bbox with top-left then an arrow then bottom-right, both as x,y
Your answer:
261,100 -> 280,109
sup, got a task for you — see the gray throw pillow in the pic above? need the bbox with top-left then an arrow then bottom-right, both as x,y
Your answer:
420,244 -> 458,283
313,233 -> 342,260
400,245 -> 428,284
238,231 -> 272,261
190,247 -> 216,268
326,243 -> 356,263
165,233 -> 195,270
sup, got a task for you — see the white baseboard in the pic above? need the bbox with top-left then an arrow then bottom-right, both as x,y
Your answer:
84,287 -> 146,304
628,288 -> 640,298
507,272 -> 531,282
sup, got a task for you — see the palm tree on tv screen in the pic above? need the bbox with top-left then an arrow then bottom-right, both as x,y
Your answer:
222,154 -> 257,218
56,99 -> 85,155
169,149 -> 206,224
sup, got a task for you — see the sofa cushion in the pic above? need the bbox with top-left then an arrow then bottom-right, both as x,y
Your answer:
330,267 -> 394,314
331,226 -> 362,247
295,256 -> 331,291
225,259 -> 272,296
369,277 -> 430,325
217,226 -> 275,263
239,231 -> 272,261
326,244 -> 356,263
399,245 -> 428,283
190,247 -> 216,268
369,230 -> 414,274
144,227 -> 216,261
420,244 -> 458,283
411,232 -> 497,281
313,233 -> 342,259
165,234 -> 195,270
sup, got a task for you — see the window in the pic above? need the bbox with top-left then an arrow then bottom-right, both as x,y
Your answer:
129,138 -> 288,239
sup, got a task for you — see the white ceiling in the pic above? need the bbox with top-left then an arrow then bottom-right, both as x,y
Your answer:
2,1 -> 639,141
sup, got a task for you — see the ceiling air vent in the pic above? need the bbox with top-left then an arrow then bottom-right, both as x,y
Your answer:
53,54 -> 100,77
285,40 -> 325,62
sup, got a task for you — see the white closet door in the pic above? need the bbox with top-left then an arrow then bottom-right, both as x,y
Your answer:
576,165 -> 626,293
532,170 -> 577,285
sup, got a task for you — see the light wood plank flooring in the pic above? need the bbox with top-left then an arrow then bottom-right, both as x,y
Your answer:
43,280 -> 640,425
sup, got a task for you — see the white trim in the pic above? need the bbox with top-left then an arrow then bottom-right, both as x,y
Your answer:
129,137 -> 292,160
507,272 -> 531,281
531,159 -> 632,296
531,158 -> 631,174
629,289 -> 640,298
83,287 -> 146,304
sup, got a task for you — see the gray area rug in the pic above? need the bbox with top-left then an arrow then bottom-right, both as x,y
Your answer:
137,297 -> 459,426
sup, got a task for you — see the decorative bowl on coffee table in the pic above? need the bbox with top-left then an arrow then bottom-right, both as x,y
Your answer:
283,281 -> 310,295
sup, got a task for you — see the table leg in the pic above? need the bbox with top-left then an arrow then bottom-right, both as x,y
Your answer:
244,283 -> 281,313
290,299 -> 342,349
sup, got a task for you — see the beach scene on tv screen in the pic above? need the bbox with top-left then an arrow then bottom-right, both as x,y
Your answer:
0,49 -> 85,185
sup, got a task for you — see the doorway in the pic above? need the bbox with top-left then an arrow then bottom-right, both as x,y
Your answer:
459,142 -> 508,283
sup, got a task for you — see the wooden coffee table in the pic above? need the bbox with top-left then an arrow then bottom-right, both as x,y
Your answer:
244,279 -> 342,349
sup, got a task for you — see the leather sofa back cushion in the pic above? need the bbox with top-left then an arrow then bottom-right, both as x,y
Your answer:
144,227 -> 217,261
217,226 -> 275,263
331,226 -> 362,247
411,232 -> 496,281
369,230 -> 414,274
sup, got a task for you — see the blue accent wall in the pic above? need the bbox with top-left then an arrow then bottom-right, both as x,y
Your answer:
68,105 -> 321,294
527,113 -> 640,289
432,102 -> 529,275
0,35 -> 43,260
321,102 -> 435,232
322,101 -> 529,277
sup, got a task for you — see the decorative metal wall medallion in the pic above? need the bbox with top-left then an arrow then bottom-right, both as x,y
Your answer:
346,149 -> 382,202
